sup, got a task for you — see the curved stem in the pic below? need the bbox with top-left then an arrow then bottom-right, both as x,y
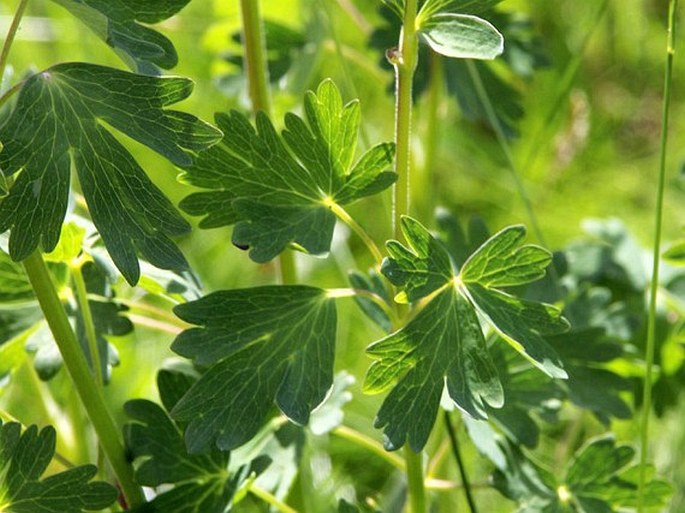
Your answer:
0,0 -> 30,82
333,424 -> 406,471
22,251 -> 145,507
444,412 -> 478,513
328,202 -> 384,264
639,1 -> 678,510
71,262 -> 103,388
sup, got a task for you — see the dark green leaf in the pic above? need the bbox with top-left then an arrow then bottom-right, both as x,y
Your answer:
171,286 -> 336,452
366,217 -> 566,450
0,421 -> 117,513
180,80 -> 396,262
418,14 -> 503,60
349,270 -> 393,333
0,63 -> 221,284
50,0 -> 191,71
125,395 -> 270,513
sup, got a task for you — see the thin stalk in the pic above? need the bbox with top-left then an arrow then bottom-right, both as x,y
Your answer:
239,0 -> 297,285
464,60 -> 546,246
639,1 -> 678,510
71,262 -> 103,388
22,251 -> 145,507
404,447 -> 427,513
444,412 -> 478,513
0,0 -> 30,81
334,425 -> 406,471
250,485 -> 299,513
392,0 -> 420,242
328,202 -> 384,264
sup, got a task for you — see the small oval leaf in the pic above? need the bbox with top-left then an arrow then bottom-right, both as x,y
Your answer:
419,13 -> 504,60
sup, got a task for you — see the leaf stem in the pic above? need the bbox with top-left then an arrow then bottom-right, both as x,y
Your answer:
22,251 -> 145,507
71,261 -> 103,388
392,0 -> 420,242
328,202 -> 384,264
333,424 -> 406,471
444,412 -> 478,513
239,0 -> 271,114
639,1 -> 678,510
249,484 -> 299,513
404,446 -> 427,513
0,0 -> 30,82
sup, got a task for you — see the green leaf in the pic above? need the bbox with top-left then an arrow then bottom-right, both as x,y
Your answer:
349,270 -> 393,333
365,217 -> 567,450
0,420 -> 117,513
171,286 -> 337,453
124,372 -> 271,513
418,14 -> 504,60
180,79 -> 396,262
50,0 -> 191,71
664,239 -> 685,265
420,0 -> 504,17
492,435 -> 672,512
0,62 -> 221,284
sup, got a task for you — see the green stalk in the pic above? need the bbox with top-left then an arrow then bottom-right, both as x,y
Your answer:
444,412 -> 478,513
638,1 -> 678,510
250,485 -> 299,513
71,261 -> 103,388
239,0 -> 297,284
392,0 -> 419,243
0,0 -> 30,81
22,251 -> 145,507
393,2 -> 426,511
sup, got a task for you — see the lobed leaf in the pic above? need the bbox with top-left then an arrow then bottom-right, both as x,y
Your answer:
179,79 -> 396,262
171,286 -> 336,453
0,421 -> 117,513
50,0 -> 191,71
0,63 -> 221,284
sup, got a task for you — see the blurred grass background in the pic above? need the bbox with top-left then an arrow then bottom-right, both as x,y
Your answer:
1,0 -> 685,511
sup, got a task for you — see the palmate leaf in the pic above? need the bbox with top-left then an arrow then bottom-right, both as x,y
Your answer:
0,420 -> 117,513
493,435 -> 672,512
50,0 -> 191,71
365,217 -> 567,451
125,368 -> 271,513
0,63 -> 222,284
171,286 -> 337,453
179,79 -> 396,262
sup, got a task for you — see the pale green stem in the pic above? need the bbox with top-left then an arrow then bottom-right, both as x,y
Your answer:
239,0 -> 297,285
405,447 -> 427,513
639,1 -> 678,511
22,251 -> 145,507
464,60 -> 546,246
392,0 -> 419,243
249,485 -> 299,513
328,202 -> 384,264
333,425 -> 406,471
71,262 -> 103,388
0,0 -> 30,82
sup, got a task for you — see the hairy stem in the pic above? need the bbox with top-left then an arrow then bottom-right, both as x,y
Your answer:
22,251 -> 145,507
393,0 -> 419,243
444,412 -> 478,513
639,0 -> 678,510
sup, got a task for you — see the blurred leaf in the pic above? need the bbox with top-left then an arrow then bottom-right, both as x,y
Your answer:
434,208 -> 490,269
365,217 -> 565,451
420,0 -> 505,17
349,269 -> 393,333
418,14 -> 503,60
493,435 -> 672,512
664,239 -> 685,265
50,0 -> 191,71
43,223 -> 86,264
0,63 -> 222,284
171,286 -> 336,453
0,420 -> 117,512
180,79 -> 396,262
309,372 -> 355,436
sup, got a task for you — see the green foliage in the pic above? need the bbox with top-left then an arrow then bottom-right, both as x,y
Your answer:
364,217 -> 567,451
418,14 -> 503,60
0,420 -> 117,512
0,63 -> 221,284
493,435 -> 672,512
170,286 -> 337,453
180,80 -> 395,262
50,0 -> 192,71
